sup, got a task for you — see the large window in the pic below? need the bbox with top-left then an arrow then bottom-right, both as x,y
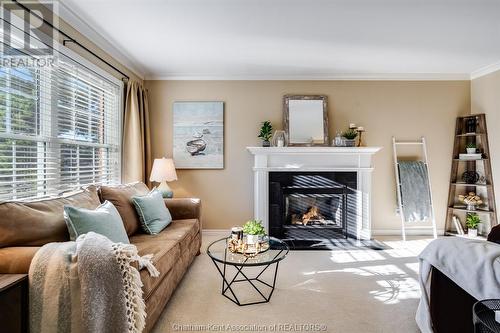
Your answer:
0,15 -> 123,201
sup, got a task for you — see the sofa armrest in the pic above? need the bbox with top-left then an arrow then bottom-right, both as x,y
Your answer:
487,224 -> 500,244
164,198 -> 201,222
0,247 -> 40,274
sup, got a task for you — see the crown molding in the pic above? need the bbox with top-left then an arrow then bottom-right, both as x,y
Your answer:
470,61 -> 500,80
145,72 -> 470,81
52,1 -> 146,80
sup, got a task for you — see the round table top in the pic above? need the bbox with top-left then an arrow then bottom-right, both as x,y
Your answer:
207,237 -> 289,267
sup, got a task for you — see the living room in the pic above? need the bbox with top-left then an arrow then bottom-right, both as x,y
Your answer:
0,1 -> 499,332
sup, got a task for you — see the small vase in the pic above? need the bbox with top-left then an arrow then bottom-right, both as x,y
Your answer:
245,234 -> 260,245
468,229 -> 478,238
466,148 -> 476,154
262,140 -> 270,147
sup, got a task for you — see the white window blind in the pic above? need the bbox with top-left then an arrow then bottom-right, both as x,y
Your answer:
0,15 -> 123,201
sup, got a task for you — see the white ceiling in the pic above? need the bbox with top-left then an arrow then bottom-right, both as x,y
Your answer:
58,0 -> 500,80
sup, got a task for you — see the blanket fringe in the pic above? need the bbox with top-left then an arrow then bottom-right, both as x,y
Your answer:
112,243 -> 152,333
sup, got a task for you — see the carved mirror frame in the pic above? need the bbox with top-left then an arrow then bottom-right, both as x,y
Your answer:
283,95 -> 329,146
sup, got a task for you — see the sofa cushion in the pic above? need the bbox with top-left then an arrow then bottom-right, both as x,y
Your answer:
132,189 -> 172,234
129,219 -> 200,298
130,219 -> 200,253
64,201 -> 130,244
130,234 -> 180,299
0,186 -> 101,248
99,182 -> 150,236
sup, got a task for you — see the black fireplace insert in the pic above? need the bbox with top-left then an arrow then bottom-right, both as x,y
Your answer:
268,171 -> 358,249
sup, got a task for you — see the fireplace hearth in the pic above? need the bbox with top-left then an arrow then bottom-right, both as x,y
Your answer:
269,171 -> 358,249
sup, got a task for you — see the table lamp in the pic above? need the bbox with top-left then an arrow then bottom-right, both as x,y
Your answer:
150,157 -> 178,198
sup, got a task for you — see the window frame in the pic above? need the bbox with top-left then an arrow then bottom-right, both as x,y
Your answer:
0,26 -> 124,201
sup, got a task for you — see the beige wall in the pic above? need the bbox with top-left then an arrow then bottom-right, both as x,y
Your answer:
145,80 -> 470,233
471,70 -> 500,215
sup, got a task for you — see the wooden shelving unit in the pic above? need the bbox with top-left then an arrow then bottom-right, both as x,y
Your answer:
445,114 -> 497,236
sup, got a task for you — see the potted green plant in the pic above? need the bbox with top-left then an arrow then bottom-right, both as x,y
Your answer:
242,219 -> 266,244
466,213 -> 481,237
258,121 -> 273,147
342,128 -> 358,147
466,142 -> 477,154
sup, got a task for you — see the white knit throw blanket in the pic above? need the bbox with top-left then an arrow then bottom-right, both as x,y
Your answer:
29,232 -> 159,333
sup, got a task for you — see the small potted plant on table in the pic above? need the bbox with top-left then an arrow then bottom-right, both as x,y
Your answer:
342,128 -> 358,147
258,121 -> 273,147
242,219 -> 266,244
466,142 -> 477,154
466,213 -> 481,237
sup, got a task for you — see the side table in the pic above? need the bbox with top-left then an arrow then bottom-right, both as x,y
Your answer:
473,299 -> 500,333
0,274 -> 28,333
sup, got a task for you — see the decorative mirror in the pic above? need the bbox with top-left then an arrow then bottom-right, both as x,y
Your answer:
283,95 -> 329,146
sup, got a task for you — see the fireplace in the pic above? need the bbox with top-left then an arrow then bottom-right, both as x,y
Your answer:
247,146 -> 381,242
269,171 -> 358,249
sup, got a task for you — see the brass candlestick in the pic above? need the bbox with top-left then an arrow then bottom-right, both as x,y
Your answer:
357,127 -> 365,147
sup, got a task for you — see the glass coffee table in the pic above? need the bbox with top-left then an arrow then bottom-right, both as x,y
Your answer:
207,237 -> 289,306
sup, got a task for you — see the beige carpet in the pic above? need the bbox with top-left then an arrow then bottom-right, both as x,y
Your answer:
152,236 -> 432,333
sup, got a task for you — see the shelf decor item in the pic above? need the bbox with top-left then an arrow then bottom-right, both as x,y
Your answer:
149,158 -> 178,198
462,170 -> 480,185
458,192 -> 483,211
466,142 -> 477,154
342,128 -> 358,147
466,116 -> 477,133
445,114 -> 497,236
271,130 -> 288,147
258,121 -> 273,147
466,213 -> 481,237
173,101 -> 224,169
242,219 -> 266,244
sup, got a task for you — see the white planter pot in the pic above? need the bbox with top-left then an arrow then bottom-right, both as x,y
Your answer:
245,234 -> 260,244
468,229 -> 478,238
466,148 -> 476,154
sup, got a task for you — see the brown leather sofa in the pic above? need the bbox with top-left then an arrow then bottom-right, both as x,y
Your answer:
429,225 -> 500,333
0,182 -> 201,333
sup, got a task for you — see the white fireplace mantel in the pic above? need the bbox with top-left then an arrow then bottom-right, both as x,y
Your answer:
247,146 -> 382,240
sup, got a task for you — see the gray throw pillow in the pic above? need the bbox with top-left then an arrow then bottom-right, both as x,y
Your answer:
132,189 -> 172,234
64,200 -> 130,244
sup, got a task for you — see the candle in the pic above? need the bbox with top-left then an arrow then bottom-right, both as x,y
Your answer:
277,138 -> 284,147
357,126 -> 364,131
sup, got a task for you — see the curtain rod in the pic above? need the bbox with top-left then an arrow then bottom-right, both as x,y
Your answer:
12,0 -> 130,82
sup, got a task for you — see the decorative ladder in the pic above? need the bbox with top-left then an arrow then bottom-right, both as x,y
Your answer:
445,114 -> 497,236
392,136 -> 437,241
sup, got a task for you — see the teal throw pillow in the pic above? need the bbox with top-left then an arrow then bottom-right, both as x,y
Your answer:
64,200 -> 129,244
132,189 -> 172,234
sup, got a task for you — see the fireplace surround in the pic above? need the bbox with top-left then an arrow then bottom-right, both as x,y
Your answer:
247,146 -> 382,243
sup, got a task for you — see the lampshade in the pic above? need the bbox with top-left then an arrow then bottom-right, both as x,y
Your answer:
150,158 -> 178,182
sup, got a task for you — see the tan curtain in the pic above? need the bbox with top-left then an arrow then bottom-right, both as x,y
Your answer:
122,81 -> 151,185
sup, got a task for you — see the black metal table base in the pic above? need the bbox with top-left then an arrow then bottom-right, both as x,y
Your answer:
211,258 -> 280,306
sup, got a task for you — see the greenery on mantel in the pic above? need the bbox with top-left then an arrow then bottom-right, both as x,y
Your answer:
258,121 -> 273,143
